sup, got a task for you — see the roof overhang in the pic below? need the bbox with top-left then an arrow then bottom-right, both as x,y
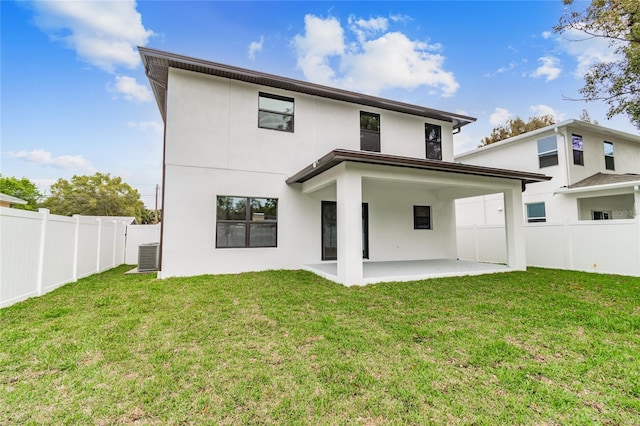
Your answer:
286,149 -> 551,189
555,180 -> 640,195
139,47 -> 476,130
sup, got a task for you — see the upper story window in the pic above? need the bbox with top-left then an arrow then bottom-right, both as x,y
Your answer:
425,124 -> 442,160
572,134 -> 584,166
216,196 -> 278,248
360,111 -> 380,152
526,202 -> 546,223
537,136 -> 558,168
604,141 -> 615,170
258,92 -> 294,132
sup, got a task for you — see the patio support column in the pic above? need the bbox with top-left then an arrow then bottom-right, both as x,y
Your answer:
503,186 -> 526,270
336,164 -> 363,285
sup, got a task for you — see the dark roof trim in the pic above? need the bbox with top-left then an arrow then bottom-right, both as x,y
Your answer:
286,149 -> 552,186
139,47 -> 476,129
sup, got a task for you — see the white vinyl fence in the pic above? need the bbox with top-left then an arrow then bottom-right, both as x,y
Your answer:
457,219 -> 640,277
125,224 -> 161,264
0,208 -> 156,308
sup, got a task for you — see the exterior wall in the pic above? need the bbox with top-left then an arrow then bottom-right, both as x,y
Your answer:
577,194 -> 635,220
160,68 -> 460,279
164,68 -> 455,177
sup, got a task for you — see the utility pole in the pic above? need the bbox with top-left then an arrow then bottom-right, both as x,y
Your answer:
154,184 -> 159,224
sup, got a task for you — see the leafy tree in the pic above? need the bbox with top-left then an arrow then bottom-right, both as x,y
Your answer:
579,109 -> 600,124
42,173 -> 145,222
480,115 -> 556,146
555,0 -> 640,129
140,208 -> 162,224
0,175 -> 42,211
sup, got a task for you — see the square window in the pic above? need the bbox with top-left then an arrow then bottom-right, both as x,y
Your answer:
426,124 -> 442,160
258,93 -> 294,132
526,202 -> 546,223
413,205 -> 432,229
216,196 -> 278,248
537,136 -> 558,168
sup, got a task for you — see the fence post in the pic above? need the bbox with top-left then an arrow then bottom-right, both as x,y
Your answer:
95,218 -> 102,273
634,186 -> 640,276
36,208 -> 49,296
112,220 -> 118,268
72,215 -> 80,282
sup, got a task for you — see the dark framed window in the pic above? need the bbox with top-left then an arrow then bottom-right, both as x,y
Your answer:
526,202 -> 546,223
592,210 -> 611,220
537,136 -> 558,168
572,134 -> 584,166
360,111 -> 380,152
604,141 -> 615,170
258,92 -> 294,132
321,201 -> 369,260
426,124 -> 442,160
216,196 -> 278,248
413,205 -> 432,229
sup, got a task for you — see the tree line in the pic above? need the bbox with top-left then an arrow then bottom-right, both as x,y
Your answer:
0,172 -> 159,224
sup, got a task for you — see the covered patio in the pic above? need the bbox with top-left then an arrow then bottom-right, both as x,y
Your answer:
305,259 -> 513,285
287,149 -> 550,286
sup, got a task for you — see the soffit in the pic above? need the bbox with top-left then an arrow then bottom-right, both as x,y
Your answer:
286,149 -> 551,186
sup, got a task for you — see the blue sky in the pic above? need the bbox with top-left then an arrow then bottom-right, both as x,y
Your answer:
2,0 -> 637,207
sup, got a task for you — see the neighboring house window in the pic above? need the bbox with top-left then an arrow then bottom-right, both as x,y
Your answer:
604,141 -> 615,170
360,112 -> 380,152
216,196 -> 278,248
526,202 -> 546,223
572,134 -> 584,166
537,136 -> 558,168
425,124 -> 442,160
592,210 -> 612,220
258,92 -> 294,132
413,205 -> 432,229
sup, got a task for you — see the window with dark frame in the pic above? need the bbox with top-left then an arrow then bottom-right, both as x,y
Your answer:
604,141 -> 615,170
592,210 -> 611,220
537,136 -> 558,168
526,202 -> 546,223
216,196 -> 278,248
425,124 -> 442,160
413,205 -> 432,229
572,134 -> 584,166
258,92 -> 294,132
360,111 -> 380,152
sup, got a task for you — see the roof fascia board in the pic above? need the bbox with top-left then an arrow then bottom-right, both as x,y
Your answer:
139,47 -> 476,129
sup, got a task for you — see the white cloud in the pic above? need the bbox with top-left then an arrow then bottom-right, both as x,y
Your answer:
555,27 -> 622,77
248,36 -> 264,60
293,14 -> 458,97
110,75 -> 152,102
529,104 -> 566,121
31,0 -> 154,72
530,56 -> 562,81
541,31 -> 552,40
489,107 -> 512,126
7,149 -> 95,172
127,120 -> 163,133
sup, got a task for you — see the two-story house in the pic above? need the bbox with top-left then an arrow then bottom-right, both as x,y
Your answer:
455,120 -> 640,276
140,47 -> 549,285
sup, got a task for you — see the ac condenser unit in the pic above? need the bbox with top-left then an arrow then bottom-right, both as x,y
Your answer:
138,243 -> 159,272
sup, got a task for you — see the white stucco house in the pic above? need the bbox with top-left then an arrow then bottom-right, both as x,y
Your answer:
455,120 -> 640,276
139,47 -> 549,285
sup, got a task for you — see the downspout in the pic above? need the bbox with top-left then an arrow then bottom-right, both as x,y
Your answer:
554,126 -> 571,188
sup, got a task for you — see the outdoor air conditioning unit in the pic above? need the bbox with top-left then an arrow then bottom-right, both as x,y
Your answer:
138,243 -> 159,272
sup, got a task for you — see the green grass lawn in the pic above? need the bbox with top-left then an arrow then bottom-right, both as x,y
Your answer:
1,266 -> 639,425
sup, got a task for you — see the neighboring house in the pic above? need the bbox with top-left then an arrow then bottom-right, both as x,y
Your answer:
140,47 -> 549,285
0,193 -> 27,208
455,119 -> 640,276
